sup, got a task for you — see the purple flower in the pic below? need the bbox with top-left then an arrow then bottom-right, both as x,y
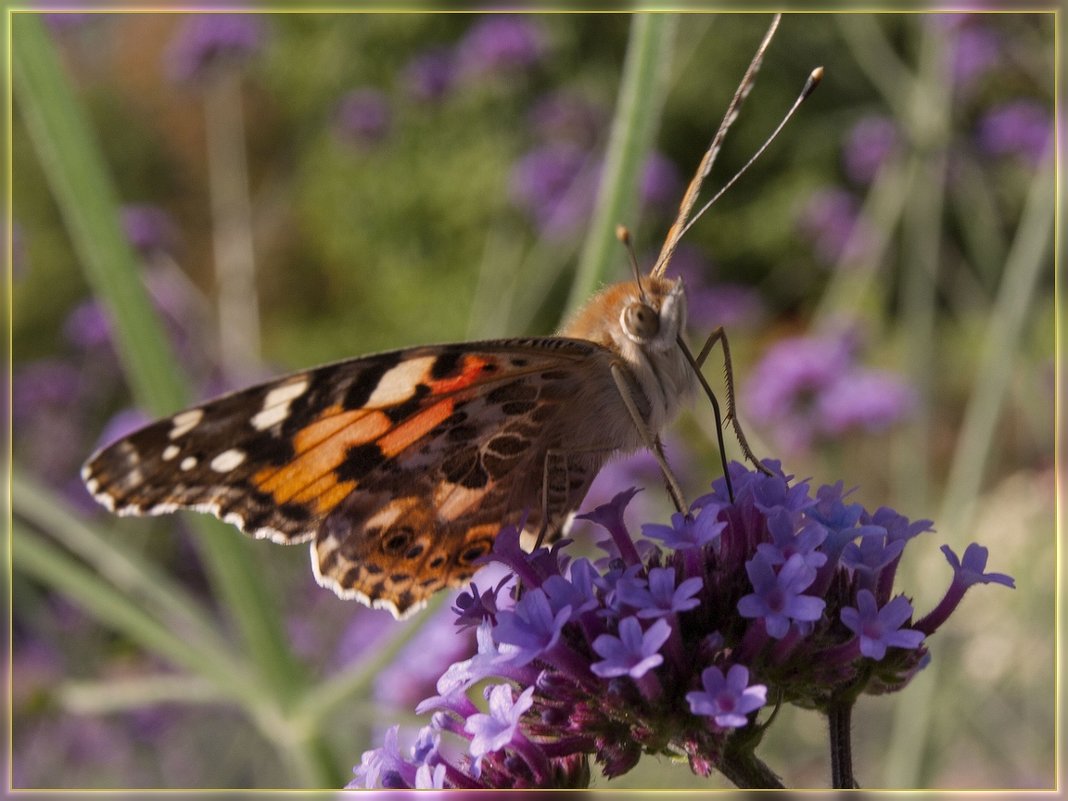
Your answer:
867,506 -> 933,545
914,544 -> 1015,637
641,504 -> 726,551
348,462 -> 1010,788
841,591 -> 924,660
591,616 -> 670,679
796,187 -> 874,267
840,533 -> 905,591
529,91 -> 605,146
640,151 -> 682,211
166,13 -> 267,84
757,509 -> 828,572
373,604 -> 475,710
465,684 -> 535,760
415,762 -> 447,789
738,552 -> 825,638
575,486 -> 643,567
12,360 -> 82,423
43,12 -> 95,31
665,245 -> 767,331
940,543 -> 1015,590
816,369 -> 917,436
745,334 -> 853,451
842,116 -> 898,184
492,588 -> 570,667
121,204 -> 179,258
403,47 -> 457,102
543,558 -> 599,618
508,143 -> 598,239
948,22 -> 1001,89
615,567 -> 703,619
335,88 -> 392,147
453,574 -> 511,629
977,100 -> 1052,165
347,725 -> 414,789
686,664 -> 767,728
457,15 -> 546,77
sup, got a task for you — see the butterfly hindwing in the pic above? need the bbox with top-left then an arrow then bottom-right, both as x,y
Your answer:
83,338 -> 614,616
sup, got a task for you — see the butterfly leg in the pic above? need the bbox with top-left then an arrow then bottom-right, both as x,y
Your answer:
684,328 -> 773,478
610,363 -> 688,513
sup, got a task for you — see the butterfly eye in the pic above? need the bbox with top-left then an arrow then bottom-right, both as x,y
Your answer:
623,302 -> 660,341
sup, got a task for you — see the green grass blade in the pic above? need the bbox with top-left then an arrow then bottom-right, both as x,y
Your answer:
14,523 -> 254,704
566,13 -> 677,315
12,12 -> 310,723
13,469 -> 238,663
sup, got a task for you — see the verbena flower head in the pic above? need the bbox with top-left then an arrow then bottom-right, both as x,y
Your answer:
977,99 -> 1052,166
349,462 -> 1012,788
842,115 -> 898,185
166,13 -> 267,85
796,187 -> 874,267
334,88 -> 392,147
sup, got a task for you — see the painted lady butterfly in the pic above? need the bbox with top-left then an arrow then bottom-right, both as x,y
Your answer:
83,16 -> 812,618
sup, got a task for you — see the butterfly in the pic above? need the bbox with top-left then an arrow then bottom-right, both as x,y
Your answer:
83,16 -> 807,619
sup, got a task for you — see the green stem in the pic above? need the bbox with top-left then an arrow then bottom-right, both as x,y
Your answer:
13,469 -> 234,660
565,13 -> 677,315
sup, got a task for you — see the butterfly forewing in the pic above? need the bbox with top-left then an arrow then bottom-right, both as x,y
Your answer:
83,338 -> 615,617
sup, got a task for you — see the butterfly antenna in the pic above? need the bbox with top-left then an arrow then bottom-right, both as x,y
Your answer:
650,13 -> 781,279
677,65 -> 823,243
616,224 -> 649,303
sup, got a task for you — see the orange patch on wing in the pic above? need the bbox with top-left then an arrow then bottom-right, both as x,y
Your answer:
254,406 -> 390,504
428,355 -> 492,395
379,398 -> 455,457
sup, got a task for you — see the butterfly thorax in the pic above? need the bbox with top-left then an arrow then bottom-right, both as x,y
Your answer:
559,276 -> 697,446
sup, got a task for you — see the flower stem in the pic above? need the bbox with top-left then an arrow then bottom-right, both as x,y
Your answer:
828,697 -> 858,789
717,744 -> 783,789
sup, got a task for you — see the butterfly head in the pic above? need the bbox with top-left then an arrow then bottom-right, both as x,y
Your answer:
619,276 -> 687,351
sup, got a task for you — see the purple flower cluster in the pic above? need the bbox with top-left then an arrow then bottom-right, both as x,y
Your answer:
347,462 -> 1012,789
796,187 -> 875,268
166,13 -> 267,85
745,332 -> 917,454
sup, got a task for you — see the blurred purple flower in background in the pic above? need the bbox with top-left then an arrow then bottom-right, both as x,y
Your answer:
745,333 -> 914,453
529,91 -> 605,147
403,47 -> 458,102
797,188 -> 874,267
842,116 -> 898,185
335,88 -> 392,147
508,144 -> 597,239
667,244 -> 765,331
166,13 -> 266,84
977,99 -> 1052,165
817,369 -> 917,436
121,204 -> 180,259
949,22 -> 1001,90
42,12 -> 95,31
639,151 -> 682,211
457,15 -> 546,78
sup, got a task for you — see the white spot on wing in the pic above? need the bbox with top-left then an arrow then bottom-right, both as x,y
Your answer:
251,378 -> 309,431
180,456 -> 197,471
169,409 -> 204,440
366,356 -> 437,408
210,448 -> 246,472
162,444 -> 180,461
